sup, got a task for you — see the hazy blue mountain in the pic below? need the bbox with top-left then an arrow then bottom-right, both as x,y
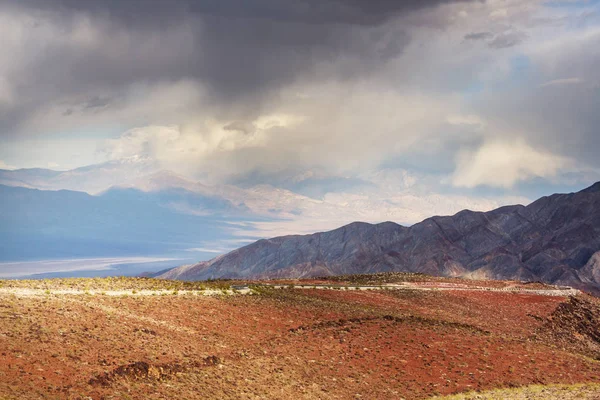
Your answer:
0,184 -> 257,261
0,156 -> 160,194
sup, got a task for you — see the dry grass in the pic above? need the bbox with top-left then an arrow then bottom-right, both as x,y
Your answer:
0,275 -> 597,399
430,383 -> 600,399
316,272 -> 557,290
0,277 -> 234,291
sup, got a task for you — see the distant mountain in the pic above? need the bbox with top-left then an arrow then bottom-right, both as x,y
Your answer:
0,156 -> 160,194
160,182 -> 600,293
0,184 -> 248,261
1,160 -> 532,239
0,162 -> 333,220
0,164 -> 362,262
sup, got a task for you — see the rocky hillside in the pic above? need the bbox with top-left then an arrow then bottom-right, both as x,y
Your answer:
160,182 -> 600,292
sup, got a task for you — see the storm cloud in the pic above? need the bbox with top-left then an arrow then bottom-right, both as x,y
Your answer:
7,0 -> 472,26
0,0 -> 473,133
1,0 -> 600,204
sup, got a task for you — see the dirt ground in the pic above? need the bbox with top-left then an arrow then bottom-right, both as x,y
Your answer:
0,280 -> 599,399
431,383 -> 600,399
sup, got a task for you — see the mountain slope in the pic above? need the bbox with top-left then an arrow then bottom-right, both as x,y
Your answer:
160,182 -> 600,291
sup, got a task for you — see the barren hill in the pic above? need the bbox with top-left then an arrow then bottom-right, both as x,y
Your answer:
1,275 -> 599,399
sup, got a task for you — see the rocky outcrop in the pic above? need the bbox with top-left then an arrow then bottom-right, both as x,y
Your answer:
580,251 -> 600,285
537,295 -> 600,359
160,182 -> 600,291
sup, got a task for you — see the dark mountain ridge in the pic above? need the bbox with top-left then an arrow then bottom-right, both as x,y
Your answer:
160,182 -> 600,293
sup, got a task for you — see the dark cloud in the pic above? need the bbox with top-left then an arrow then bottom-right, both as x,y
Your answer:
464,31 -> 493,41
82,96 -> 112,111
463,30 -> 527,49
223,121 -> 254,135
60,96 -> 113,117
193,15 -> 410,106
0,0 -> 474,136
488,31 -> 527,49
7,0 -> 471,26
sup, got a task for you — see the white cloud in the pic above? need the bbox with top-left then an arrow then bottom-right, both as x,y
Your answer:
185,248 -> 226,254
0,138 -> 105,170
228,188 -> 530,238
102,125 -> 182,161
452,139 -> 569,188
95,79 -> 464,182
100,111 -> 307,179
446,114 -> 486,128
2,0 -> 599,211
0,160 -> 16,170
539,77 -> 583,87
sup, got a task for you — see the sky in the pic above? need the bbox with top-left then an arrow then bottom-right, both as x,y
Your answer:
1,0 -> 600,233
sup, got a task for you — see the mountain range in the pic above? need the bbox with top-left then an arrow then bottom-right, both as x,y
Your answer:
160,182 -> 600,294
0,160 -> 325,262
3,157 -> 598,289
0,156 -> 160,194
1,158 -> 529,265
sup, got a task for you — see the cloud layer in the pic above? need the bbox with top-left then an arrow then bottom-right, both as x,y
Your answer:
1,0 -> 600,225
452,139 -> 568,188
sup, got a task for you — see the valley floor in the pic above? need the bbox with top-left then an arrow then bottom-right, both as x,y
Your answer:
0,276 -> 599,399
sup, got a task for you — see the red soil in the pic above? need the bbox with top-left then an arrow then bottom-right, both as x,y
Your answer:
0,288 -> 598,399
